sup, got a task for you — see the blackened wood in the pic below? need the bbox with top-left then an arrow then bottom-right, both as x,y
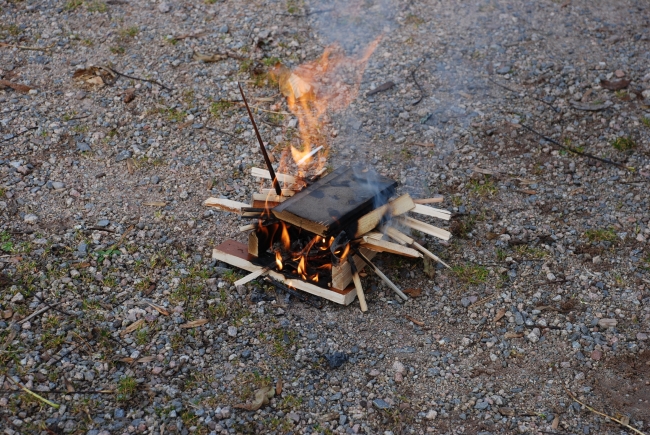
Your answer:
271,166 -> 397,236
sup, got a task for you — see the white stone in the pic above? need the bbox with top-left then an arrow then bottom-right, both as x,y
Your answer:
158,2 -> 170,12
24,214 -> 38,224
227,326 -> 237,337
425,410 -> 438,420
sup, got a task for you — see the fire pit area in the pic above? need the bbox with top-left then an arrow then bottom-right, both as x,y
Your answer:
205,163 -> 451,311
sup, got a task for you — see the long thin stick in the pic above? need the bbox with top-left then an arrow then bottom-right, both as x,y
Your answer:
353,248 -> 408,301
565,388 -> 646,435
520,123 -> 627,169
6,376 -> 60,409
348,257 -> 368,312
106,67 -> 172,91
238,82 -> 282,196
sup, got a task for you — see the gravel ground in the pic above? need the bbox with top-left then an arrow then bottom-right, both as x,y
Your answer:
1,0 -> 649,434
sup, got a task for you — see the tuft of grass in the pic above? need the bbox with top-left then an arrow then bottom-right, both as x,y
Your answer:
86,1 -> 107,12
239,59 -> 255,73
1,24 -> 22,36
110,46 -> 125,55
64,0 -> 84,11
116,376 -> 137,402
120,26 -> 139,38
642,117 -> 650,128
262,56 -> 281,67
468,178 -> 498,197
209,101 -> 233,118
584,227 -> 617,243
1,231 -> 13,253
610,136 -> 636,151
452,263 -> 489,285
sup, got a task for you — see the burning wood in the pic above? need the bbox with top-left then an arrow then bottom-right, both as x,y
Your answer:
205,43 -> 451,311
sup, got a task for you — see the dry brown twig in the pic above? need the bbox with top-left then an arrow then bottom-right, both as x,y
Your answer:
565,387 -> 646,435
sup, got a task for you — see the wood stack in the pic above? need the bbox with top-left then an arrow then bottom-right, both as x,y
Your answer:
204,166 -> 451,312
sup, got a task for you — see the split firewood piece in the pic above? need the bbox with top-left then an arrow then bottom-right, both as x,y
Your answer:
354,249 -> 409,301
361,236 -> 421,258
203,198 -> 250,214
384,226 -> 451,269
348,257 -> 367,312
396,216 -> 451,241
234,268 -> 268,287
411,204 -> 451,221
251,167 -> 297,185
251,193 -> 288,203
260,188 -> 295,197
413,196 -> 443,204
354,194 -> 415,237
239,223 -> 257,232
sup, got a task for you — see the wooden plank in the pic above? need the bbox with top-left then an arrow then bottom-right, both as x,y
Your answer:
273,166 -> 397,237
212,240 -> 356,305
203,198 -> 249,214
353,194 -> 414,237
384,226 -> 413,245
361,237 -> 421,258
251,167 -> 297,185
234,268 -> 268,286
331,247 -> 376,291
412,203 -> 451,221
413,196 -> 443,204
252,193 -> 288,203
396,216 -> 451,241
260,188 -> 296,197
389,194 -> 416,217
351,271 -> 368,312
239,224 -> 256,232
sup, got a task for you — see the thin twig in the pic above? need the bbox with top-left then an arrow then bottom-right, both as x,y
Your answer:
410,58 -> 427,105
205,126 -> 241,140
0,126 -> 38,143
5,377 -> 60,409
105,67 -> 172,91
33,295 -> 73,317
17,303 -> 58,325
519,123 -> 628,169
565,388 -> 647,435
275,7 -> 334,17
488,76 -> 560,112
0,42 -> 55,51
0,388 -> 114,394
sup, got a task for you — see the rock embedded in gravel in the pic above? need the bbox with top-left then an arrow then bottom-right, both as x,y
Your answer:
96,219 -> 110,227
158,2 -> 170,13
373,399 -> 391,410
115,150 -> 132,162
23,214 -> 38,224
598,318 -> 617,328
227,326 -> 237,337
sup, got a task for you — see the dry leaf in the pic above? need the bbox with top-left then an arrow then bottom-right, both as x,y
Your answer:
0,79 -> 33,93
486,232 -> 499,240
404,314 -> 425,327
76,262 -> 91,268
504,332 -> 524,339
498,407 -> 515,417
519,189 -> 536,195
494,308 -> 506,323
551,414 -> 560,430
147,302 -> 169,316
120,318 -> 144,336
422,256 -> 435,278
124,88 -> 135,103
600,79 -> 630,91
275,379 -> 283,396
72,66 -> 116,87
119,357 -> 135,363
65,378 -> 75,393
234,386 -> 274,411
570,100 -> 613,111
136,356 -> 156,363
144,283 -> 156,296
180,319 -> 209,329
143,201 -> 167,207
403,288 -> 422,297
126,158 -> 135,174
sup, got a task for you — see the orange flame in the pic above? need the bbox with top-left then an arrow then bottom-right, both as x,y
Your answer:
273,37 -> 381,174
297,256 -> 307,279
275,251 -> 283,270
280,222 -> 290,251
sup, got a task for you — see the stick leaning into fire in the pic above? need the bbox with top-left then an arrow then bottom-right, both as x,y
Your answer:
205,44 -> 451,312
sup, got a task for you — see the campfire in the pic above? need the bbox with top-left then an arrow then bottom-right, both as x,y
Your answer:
204,44 -> 452,311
